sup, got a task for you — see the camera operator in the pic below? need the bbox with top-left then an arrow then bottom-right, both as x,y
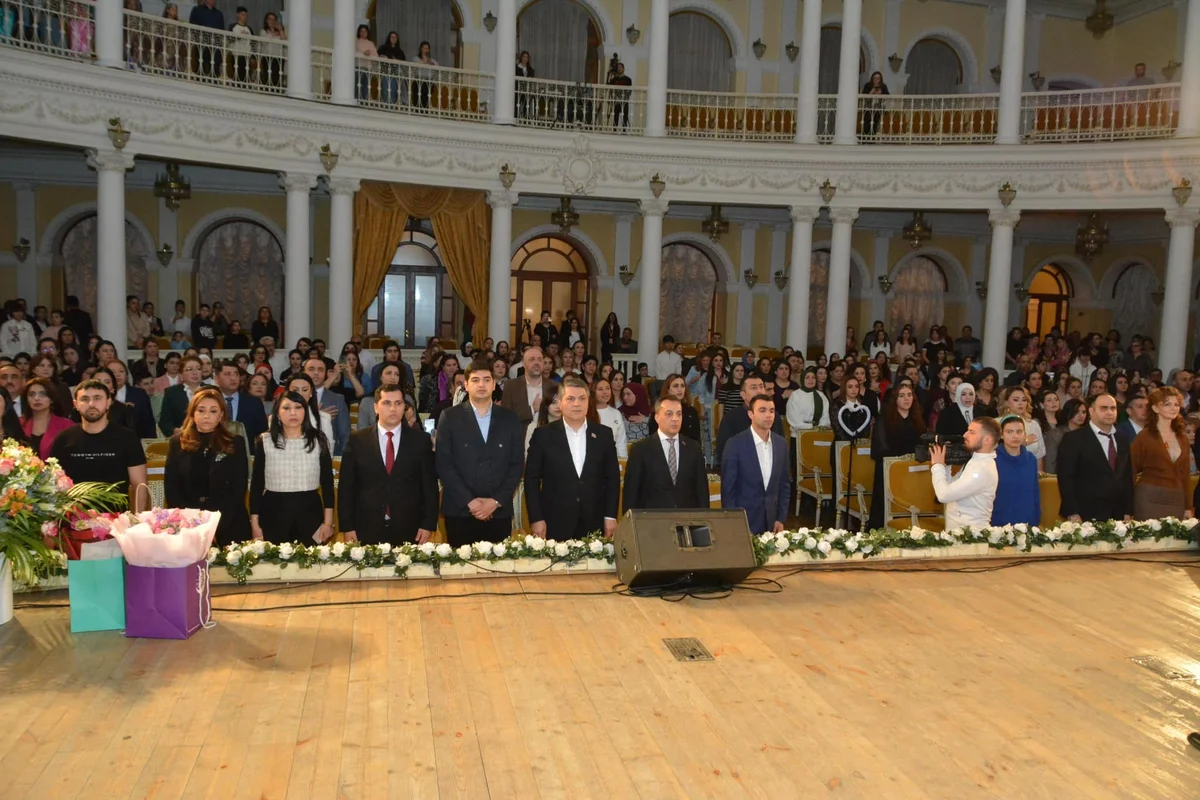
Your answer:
929,417 -> 1000,530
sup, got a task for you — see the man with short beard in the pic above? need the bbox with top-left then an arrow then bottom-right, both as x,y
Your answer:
500,345 -> 554,431
50,380 -> 147,503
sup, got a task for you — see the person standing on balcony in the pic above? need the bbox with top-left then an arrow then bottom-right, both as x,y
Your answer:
411,41 -> 439,109
260,12 -> 287,88
1126,63 -> 1157,87
354,24 -> 377,102
188,0 -> 225,79
516,51 -> 534,120
861,71 -> 889,140
609,61 -> 632,129
229,7 -> 253,84
377,31 -> 405,106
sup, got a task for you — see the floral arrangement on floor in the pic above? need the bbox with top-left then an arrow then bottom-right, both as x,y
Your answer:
0,439 -> 127,585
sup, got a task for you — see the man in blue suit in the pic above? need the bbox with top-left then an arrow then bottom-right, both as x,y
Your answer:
214,359 -> 268,443
720,393 -> 790,534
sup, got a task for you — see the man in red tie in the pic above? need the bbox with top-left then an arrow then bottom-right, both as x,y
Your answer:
338,384 -> 438,545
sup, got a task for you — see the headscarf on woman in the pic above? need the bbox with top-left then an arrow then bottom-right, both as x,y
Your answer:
953,382 -> 977,422
620,382 -> 652,420
799,367 -> 825,423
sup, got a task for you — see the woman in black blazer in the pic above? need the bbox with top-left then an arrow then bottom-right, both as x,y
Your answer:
164,386 -> 251,547
935,382 -> 976,437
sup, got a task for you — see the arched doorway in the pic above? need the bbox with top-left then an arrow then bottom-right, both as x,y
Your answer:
1025,263 -> 1072,338
818,25 -> 867,95
905,38 -> 963,94
667,12 -> 733,92
659,243 -> 718,342
60,215 -> 148,318
510,235 -> 591,345
886,256 -> 948,340
368,0 -> 463,68
364,223 -> 455,347
1110,262 -> 1159,345
517,0 -> 602,82
194,219 -> 284,331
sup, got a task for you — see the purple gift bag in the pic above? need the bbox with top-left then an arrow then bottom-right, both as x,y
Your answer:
123,559 -> 214,639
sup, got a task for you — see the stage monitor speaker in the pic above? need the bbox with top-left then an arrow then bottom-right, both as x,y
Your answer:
613,509 -> 757,589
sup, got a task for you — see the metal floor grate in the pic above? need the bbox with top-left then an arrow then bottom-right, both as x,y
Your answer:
664,637 -> 714,662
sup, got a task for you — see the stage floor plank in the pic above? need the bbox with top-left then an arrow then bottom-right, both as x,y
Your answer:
3,557 -> 1200,798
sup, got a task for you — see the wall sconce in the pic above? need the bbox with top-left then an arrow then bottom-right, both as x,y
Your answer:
1028,71 -> 1045,91
1152,287 -> 1165,306
649,173 -> 666,198
618,264 -> 633,286
752,39 -> 766,60
106,118 -> 130,150
11,238 -> 30,263
785,41 -> 799,62
878,275 -> 894,294
499,163 -> 516,189
1173,178 -> 1192,206
888,53 -> 903,72
774,270 -> 788,290
156,243 -> 174,267
998,182 -> 1017,207
975,280 -> 987,299
1162,60 -> 1180,81
819,179 -> 836,205
626,24 -> 640,45
1013,282 -> 1029,301
483,12 -> 496,33
319,144 -> 338,173
990,65 -> 1002,84
743,269 -> 759,289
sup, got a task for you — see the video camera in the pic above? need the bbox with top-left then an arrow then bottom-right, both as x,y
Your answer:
914,433 -> 971,466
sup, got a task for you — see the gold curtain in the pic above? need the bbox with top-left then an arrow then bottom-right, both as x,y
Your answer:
354,181 -> 490,342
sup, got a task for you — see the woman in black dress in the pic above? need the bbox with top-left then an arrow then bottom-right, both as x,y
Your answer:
868,381 -> 925,530
936,381 -> 976,436
164,386 -> 251,547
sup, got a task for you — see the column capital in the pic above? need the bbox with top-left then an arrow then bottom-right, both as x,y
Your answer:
279,172 -> 319,192
487,189 -> 518,210
85,149 -> 135,173
1165,206 -> 1200,228
326,177 -> 360,196
639,198 -> 669,217
829,207 -> 859,225
988,207 -> 1021,228
789,205 -> 821,223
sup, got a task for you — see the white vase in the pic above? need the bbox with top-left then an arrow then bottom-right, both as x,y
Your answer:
0,555 -> 13,626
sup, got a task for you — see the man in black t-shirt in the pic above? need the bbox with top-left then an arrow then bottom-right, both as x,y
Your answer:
50,380 -> 147,503
191,304 -> 217,350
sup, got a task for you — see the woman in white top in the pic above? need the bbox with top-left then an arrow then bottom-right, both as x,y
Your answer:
355,24 -> 378,101
284,373 -> 335,447
260,11 -> 287,87
998,385 -> 1046,470
249,391 -> 335,544
786,367 -> 831,431
868,329 -> 891,360
411,40 -> 439,107
591,378 -> 627,459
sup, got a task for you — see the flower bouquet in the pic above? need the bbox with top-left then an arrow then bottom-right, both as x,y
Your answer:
108,508 -> 221,568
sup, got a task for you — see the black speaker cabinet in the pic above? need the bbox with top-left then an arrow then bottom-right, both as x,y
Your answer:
613,509 -> 757,589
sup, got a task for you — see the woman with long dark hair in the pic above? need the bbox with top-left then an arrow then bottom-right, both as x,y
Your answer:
599,312 -> 620,363
249,391 -> 335,544
377,30 -> 406,105
649,374 -> 702,443
411,40 -> 439,107
284,372 -> 335,446
973,367 -> 1000,416
1043,398 -> 1088,474
20,377 -> 73,458
868,382 -> 926,529
251,306 -> 279,346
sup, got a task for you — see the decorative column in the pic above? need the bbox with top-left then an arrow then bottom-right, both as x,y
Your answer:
157,198 -> 179,318
13,183 -> 37,307
286,0 -> 312,100
823,207 -> 857,355
87,149 -> 136,360
95,0 -> 123,69
1178,0 -> 1200,137
281,172 -> 318,345
331,0 -> 355,105
487,190 -> 516,345
1158,207 -> 1200,371
785,206 -> 819,352
982,208 -> 1020,370
794,0 -> 822,143
996,0 -> 1027,144
493,0 -> 518,124
637,199 -> 668,366
645,0 -> 670,137
327,177 -> 359,348
832,0 -> 863,145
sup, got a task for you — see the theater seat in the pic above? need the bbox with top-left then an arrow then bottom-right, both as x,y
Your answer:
883,456 -> 944,532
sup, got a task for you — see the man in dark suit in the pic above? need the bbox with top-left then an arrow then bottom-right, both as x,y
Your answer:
158,355 -> 205,436
500,346 -> 554,432
533,311 -> 557,352
524,377 -> 620,539
1056,393 -> 1134,523
715,373 -> 783,465
305,356 -> 349,456
339,385 -> 438,545
435,360 -> 525,546
63,294 -> 93,344
623,395 -> 709,512
1115,392 -> 1147,442
214,359 -> 268,443
721,393 -> 791,534
105,359 -> 156,439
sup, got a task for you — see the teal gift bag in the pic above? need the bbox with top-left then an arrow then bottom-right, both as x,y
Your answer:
68,557 -> 126,633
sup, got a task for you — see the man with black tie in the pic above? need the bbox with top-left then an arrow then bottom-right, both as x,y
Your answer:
623,395 -> 709,512
339,385 -> 438,545
435,360 -> 525,546
214,359 -> 268,443
721,393 -> 791,534
524,377 -> 620,539
305,356 -> 349,455
1056,393 -> 1134,523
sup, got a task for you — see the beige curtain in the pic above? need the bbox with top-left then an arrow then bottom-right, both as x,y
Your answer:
354,182 -> 490,341
195,221 -> 283,328
62,216 -> 148,317
660,243 -> 717,343
887,256 -> 947,339
1112,263 -> 1158,347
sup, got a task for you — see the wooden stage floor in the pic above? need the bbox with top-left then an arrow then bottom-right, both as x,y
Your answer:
3,556 -> 1200,799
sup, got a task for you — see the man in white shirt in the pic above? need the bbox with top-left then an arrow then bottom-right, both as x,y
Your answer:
653,335 -> 682,379
1068,349 -> 1096,387
929,417 -> 1000,531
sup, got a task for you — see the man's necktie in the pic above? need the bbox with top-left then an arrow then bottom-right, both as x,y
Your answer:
1103,432 -> 1116,471
225,396 -> 236,417
667,437 -> 678,484
385,431 -> 395,474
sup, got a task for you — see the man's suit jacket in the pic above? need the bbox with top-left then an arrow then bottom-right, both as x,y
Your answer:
715,403 -> 782,466
1056,426 -> 1134,522
315,387 -> 349,456
121,385 -> 156,439
158,383 -> 193,436
524,420 -> 620,540
720,428 -> 790,534
622,432 -> 708,513
434,402 -> 525,519
499,376 -> 555,429
338,426 -> 438,544
224,390 -> 268,443
1115,419 -> 1142,442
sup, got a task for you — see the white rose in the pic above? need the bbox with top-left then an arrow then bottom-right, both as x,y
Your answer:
804,536 -> 817,550
1149,519 -> 1162,532
588,540 -> 603,554
1184,518 -> 1199,530
817,540 -> 832,554
603,543 -> 614,556
350,546 -> 365,562
939,531 -> 954,543
1113,521 -> 1128,538
759,532 -> 775,544
795,527 -> 810,536
1014,523 -> 1028,534
1016,533 -> 1028,549
911,527 -> 925,539
1079,523 -> 1096,538
250,540 -> 266,555
435,543 -> 453,558
554,542 -> 570,557
861,544 -> 873,554
987,529 -> 1002,544
844,538 -> 858,552
379,543 -> 392,555
278,543 -> 294,560
226,550 -> 242,565
457,544 -> 473,560
530,538 -> 546,552
419,541 -> 436,555
492,543 -> 507,558
317,545 -> 331,561
331,542 -> 347,557
474,542 -> 493,557
774,535 -> 790,552
207,547 -> 219,564
395,553 -> 412,567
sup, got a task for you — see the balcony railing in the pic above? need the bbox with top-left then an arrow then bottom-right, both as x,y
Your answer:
855,93 -> 1000,144
343,54 -> 493,121
514,76 -> 646,134
1020,84 -> 1179,143
2,0 -> 95,59
665,89 -> 797,141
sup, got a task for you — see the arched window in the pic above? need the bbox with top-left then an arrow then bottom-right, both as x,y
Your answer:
1025,264 -> 1072,338
517,0 -> 601,82
659,243 -> 717,342
667,12 -> 733,92
510,236 -> 591,345
194,220 -> 284,331
1111,262 -> 1159,344
60,215 -> 148,318
370,0 -> 462,68
887,256 -> 948,338
364,224 -> 454,347
818,25 -> 866,95
905,38 -> 963,94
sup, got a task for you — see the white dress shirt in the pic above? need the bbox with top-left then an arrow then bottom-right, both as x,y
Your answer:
525,378 -> 543,417
653,350 -> 682,379
930,451 -> 998,531
597,406 -> 627,459
1090,421 -> 1119,456
378,423 -> 402,464
115,386 -> 127,404
656,428 -> 678,464
563,420 -> 587,476
752,428 -> 773,489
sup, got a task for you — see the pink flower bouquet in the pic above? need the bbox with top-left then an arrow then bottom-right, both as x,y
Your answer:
109,508 -> 221,568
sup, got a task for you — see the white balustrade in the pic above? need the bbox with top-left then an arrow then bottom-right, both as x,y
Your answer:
853,93 -> 1000,144
349,53 -> 494,122
1020,84 -> 1180,143
664,89 -> 798,141
1,0 -> 94,58
816,95 -> 837,143
513,76 -> 647,134
311,46 -> 332,100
